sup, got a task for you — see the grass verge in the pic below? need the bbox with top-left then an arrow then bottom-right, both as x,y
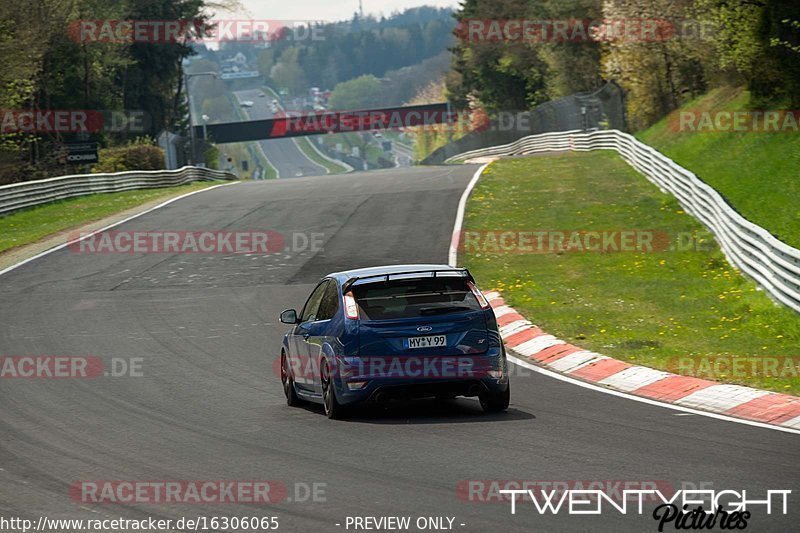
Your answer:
250,141 -> 278,180
230,94 -> 276,179
461,152 -> 800,394
638,86 -> 800,248
0,182 -> 222,255
293,137 -> 349,174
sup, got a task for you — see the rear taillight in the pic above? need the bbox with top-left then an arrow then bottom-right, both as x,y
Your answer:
467,281 -> 491,309
344,291 -> 359,319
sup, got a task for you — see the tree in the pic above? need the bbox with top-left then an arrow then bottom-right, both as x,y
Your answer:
256,48 -> 276,78
329,75 -> 384,110
693,0 -> 800,105
124,0 -> 210,136
601,0 -> 719,129
446,0 -> 560,112
0,0 -> 227,184
271,47 -> 308,95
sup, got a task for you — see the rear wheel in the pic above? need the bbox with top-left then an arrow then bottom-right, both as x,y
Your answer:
479,384 -> 510,413
281,353 -> 303,407
321,360 -> 347,419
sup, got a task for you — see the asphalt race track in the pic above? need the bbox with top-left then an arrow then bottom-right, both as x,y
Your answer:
0,166 -> 798,532
234,89 -> 328,178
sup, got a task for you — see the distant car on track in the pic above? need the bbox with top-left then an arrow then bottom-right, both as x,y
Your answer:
279,265 -> 510,418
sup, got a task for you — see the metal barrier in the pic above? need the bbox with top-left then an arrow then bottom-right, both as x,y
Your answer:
0,166 -> 237,217
447,129 -> 800,313
423,82 -> 626,165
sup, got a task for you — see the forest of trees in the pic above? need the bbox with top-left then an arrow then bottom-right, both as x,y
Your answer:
447,0 -> 800,130
0,3 -> 455,184
256,7 -> 455,99
2,1 -> 797,184
0,0 -> 217,184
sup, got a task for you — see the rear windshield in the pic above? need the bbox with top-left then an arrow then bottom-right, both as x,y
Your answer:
352,277 -> 481,320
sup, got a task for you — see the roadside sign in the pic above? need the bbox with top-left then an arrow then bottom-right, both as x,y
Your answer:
219,71 -> 260,80
59,142 -> 99,164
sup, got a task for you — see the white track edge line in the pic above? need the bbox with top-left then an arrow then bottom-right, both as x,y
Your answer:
448,162 -> 490,267
0,181 -> 240,278
447,162 -> 797,435
507,353 -> 799,435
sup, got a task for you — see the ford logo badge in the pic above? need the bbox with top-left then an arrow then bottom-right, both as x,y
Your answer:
417,326 -> 433,332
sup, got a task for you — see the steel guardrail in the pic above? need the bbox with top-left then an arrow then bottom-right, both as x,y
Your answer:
446,129 -> 800,313
0,166 -> 237,216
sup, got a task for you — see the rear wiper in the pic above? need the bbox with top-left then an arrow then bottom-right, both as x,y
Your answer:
419,306 -> 471,316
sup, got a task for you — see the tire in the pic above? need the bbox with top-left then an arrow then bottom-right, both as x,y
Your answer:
321,360 -> 348,419
281,353 -> 303,407
479,383 -> 510,413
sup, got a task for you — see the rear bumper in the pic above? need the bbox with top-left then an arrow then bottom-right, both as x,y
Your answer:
366,378 -> 507,403
332,350 -> 509,405
337,377 -> 509,405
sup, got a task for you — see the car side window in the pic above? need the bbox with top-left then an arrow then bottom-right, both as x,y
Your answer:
316,281 -> 341,321
300,281 -> 328,323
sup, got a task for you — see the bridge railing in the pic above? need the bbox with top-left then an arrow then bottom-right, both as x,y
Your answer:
0,166 -> 237,217
447,129 -> 800,314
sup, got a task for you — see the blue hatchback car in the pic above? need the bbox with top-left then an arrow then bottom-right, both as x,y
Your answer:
279,264 -> 510,418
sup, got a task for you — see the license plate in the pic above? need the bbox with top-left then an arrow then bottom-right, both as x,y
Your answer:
407,335 -> 447,349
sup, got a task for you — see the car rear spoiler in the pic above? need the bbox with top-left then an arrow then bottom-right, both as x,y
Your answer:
341,268 -> 473,293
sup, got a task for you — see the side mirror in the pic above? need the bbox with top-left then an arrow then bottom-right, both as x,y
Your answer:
280,309 -> 298,324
